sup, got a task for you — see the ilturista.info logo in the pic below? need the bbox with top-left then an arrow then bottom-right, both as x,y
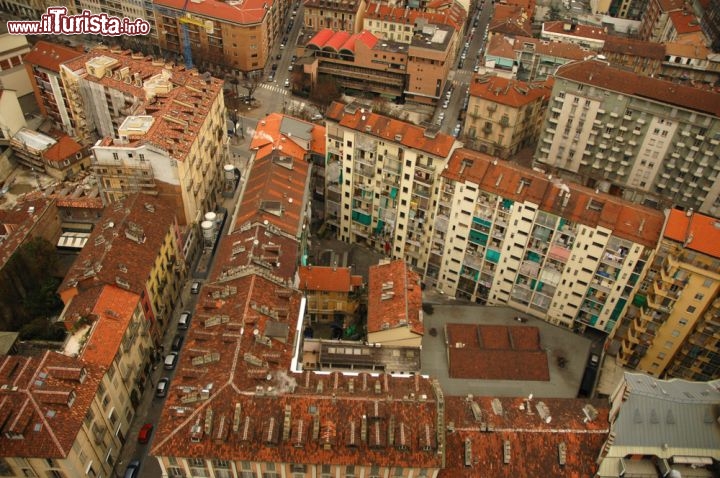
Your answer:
7,7 -> 150,36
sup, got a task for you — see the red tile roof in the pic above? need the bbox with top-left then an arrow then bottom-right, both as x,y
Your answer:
495,34 -> 592,60
324,31 -> 352,51
469,74 -> 553,107
307,29 -> 336,49
489,5 -> 533,37
0,350 -> 103,458
663,208 -> 720,258
326,102 -> 457,158
364,2 -> 467,32
80,285 -> 142,366
446,324 -> 549,380
555,59 -> 720,120
53,196 -> 104,209
542,21 -> 608,41
42,135 -> 84,163
658,0 -> 685,13
602,35 -> 666,59
58,194 -> 177,298
23,40 -> 83,73
442,148 -> 665,248
441,396 -> 609,477
668,10 -> 703,34
250,113 -> 326,161
298,266 -> 362,292
153,0 -> 272,25
367,260 -> 423,335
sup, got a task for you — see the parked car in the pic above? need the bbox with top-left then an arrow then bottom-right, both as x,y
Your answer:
453,123 -> 462,137
171,334 -> 184,352
178,311 -> 191,330
190,281 -> 201,294
271,63 -> 278,71
155,378 -> 169,398
124,460 -> 140,478
164,352 -> 178,370
138,424 -> 154,444
288,64 -> 293,71
284,78 -> 290,88
267,73 -> 274,82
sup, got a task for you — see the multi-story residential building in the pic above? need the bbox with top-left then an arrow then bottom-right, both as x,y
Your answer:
661,41 -> 720,84
463,74 -> 553,158
0,0 -> 50,18
663,9 -> 707,43
608,0 -> 648,18
0,32 -> 32,98
427,148 -> 665,334
600,36 -> 665,77
58,194 -> 185,344
596,372 -> 720,477
491,35 -> 590,81
701,0 -> 720,51
324,101 -> 460,271
0,283 -> 153,478
74,0 -> 157,43
298,265 -> 363,323
540,21 -> 608,50
304,0 -> 367,33
367,259 -> 424,346
61,49 -> 227,225
534,59 -> 720,218
9,128 -> 58,172
41,135 -> 90,181
301,25 -> 457,105
0,90 -> 25,146
639,0 -> 684,41
616,208 -> 720,380
363,2 -> 467,44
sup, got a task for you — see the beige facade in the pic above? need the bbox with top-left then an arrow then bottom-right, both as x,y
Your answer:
405,25 -> 457,104
464,74 -> 552,159
304,0 -> 367,33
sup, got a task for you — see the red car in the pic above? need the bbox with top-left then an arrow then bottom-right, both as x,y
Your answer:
138,423 -> 153,444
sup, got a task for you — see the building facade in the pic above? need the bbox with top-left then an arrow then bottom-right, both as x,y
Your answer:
463,74 -> 552,158
426,148 -> 665,334
324,101 -> 459,272
616,208 -> 720,380
304,0 -> 367,33
534,59 -> 720,218
298,265 -> 363,324
0,33 -> 32,98
61,49 -> 227,225
639,0 -> 684,41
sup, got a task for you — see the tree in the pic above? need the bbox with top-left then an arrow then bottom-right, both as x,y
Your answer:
546,4 -> 562,20
309,76 -> 341,113
241,73 -> 262,100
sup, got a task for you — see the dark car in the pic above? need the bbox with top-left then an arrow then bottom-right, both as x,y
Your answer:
138,424 -> 154,444
291,55 -> 297,62
276,53 -> 281,60
171,333 -> 184,352
124,460 -> 140,478
271,63 -> 278,71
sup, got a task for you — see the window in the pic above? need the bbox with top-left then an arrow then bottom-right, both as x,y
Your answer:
694,293 -> 704,301
703,278 -> 713,287
687,305 -> 697,313
671,330 -> 680,337
658,352 -> 666,359
0,459 -> 13,476
664,341 -> 674,349
679,319 -> 688,326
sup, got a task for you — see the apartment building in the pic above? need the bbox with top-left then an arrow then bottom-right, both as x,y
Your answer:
534,59 -> 720,218
302,24 -> 457,104
0,283 -> 153,478
363,2 -> 467,43
0,32 -> 32,98
73,0 -> 157,42
298,265 -> 363,323
609,0 -> 648,18
304,0 -> 367,33
600,36 -> 665,78
42,135 -> 90,181
701,0 -> 720,51
9,128 -> 57,171
324,101 -> 459,271
639,0 -> 684,41
23,41 -> 84,136
464,74 -> 553,158
540,21 -> 608,50
662,41 -> 720,84
427,148 -> 665,334
616,208 -> 720,380
367,259 -> 424,346
0,0 -> 50,18
596,372 -> 720,477
61,49 -> 227,225
0,90 -> 25,145
58,194 -> 184,344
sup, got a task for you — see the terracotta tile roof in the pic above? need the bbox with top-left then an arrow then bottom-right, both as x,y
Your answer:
602,35 -> 666,59
668,10 -> 703,33
0,197 -> 56,271
0,350 -> 103,458
298,266 -> 362,292
367,260 -> 423,335
441,396 -> 609,477
211,223 -> 299,283
446,324 -> 549,380
664,40 -> 711,58
485,33 -> 518,59
233,152 -> 310,239
153,0 -> 272,25
442,148 -> 665,248
489,5 -> 533,37
23,40 -> 83,73
42,135 -> 84,163
250,113 -> 326,161
53,196 -> 104,209
658,0 -> 684,12
555,59 -> 720,118
469,74 -> 553,107
364,2 -> 466,32
663,208 -> 720,258
63,49 -> 223,162
153,366 -> 444,468
79,285 -> 142,366
326,102 -> 457,158
58,194 -> 176,297
542,21 -> 608,41
305,0 -> 362,13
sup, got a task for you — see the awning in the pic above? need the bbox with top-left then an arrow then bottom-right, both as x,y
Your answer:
57,232 -> 90,249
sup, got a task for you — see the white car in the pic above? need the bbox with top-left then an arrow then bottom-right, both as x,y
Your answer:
453,123 -> 462,137
284,78 -> 290,88
442,100 -> 449,109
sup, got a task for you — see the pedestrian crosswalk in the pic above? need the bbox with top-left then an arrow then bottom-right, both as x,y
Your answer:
259,83 -> 289,95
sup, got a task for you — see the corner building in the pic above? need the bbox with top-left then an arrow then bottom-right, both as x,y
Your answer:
427,148 -> 665,334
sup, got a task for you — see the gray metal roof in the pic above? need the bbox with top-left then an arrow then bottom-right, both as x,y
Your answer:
279,116 -> 313,142
611,373 -> 720,457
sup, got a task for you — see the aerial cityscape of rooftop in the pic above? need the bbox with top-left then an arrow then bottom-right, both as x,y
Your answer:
0,0 -> 719,475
